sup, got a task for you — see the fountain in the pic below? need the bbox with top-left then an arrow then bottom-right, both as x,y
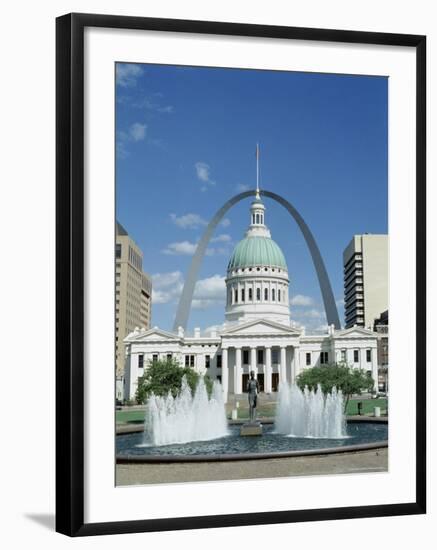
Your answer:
275,383 -> 347,438
117,378 -> 387,461
142,376 -> 229,446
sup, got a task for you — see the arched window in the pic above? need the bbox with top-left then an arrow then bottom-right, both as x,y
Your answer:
252,214 -> 255,224
256,288 -> 261,301
272,288 -> 276,301
248,287 -> 253,301
241,288 -> 245,302
234,288 -> 238,303
264,288 -> 268,301
278,289 -> 281,302
256,213 -> 260,224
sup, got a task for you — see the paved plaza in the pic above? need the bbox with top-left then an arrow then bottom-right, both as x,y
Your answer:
116,447 -> 388,486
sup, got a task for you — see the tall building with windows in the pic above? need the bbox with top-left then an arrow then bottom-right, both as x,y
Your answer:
115,222 -> 152,398
343,234 -> 388,329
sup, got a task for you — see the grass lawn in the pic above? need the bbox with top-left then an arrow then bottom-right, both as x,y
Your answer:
345,398 -> 387,416
116,409 -> 145,424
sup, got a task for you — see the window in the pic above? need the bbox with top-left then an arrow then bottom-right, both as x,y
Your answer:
243,350 -> 249,365
256,288 -> 261,301
264,288 -> 268,301
278,289 -> 281,302
205,355 -> 210,368
115,243 -> 122,259
241,289 -> 245,302
256,213 -> 260,224
185,354 -> 195,367
320,351 -> 329,364
272,349 -> 279,364
234,288 -> 238,303
248,288 -> 253,301
257,349 -> 264,364
341,349 -> 346,362
216,354 -> 222,368
138,354 -> 144,368
306,352 -> 311,366
366,349 -> 372,362
272,288 -> 276,301
354,349 -> 359,363
166,353 -> 172,361
152,354 -> 158,363
216,375 -> 222,383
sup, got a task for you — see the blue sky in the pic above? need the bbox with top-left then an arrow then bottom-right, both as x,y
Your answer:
115,63 -> 388,333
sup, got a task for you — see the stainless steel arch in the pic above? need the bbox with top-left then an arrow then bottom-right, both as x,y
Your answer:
172,190 -> 341,331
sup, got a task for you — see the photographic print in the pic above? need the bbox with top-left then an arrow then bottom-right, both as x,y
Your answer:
114,63 -> 389,486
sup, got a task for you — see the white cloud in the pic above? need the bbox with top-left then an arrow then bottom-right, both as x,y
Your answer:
211,234 -> 231,243
151,271 -> 184,304
336,298 -> 345,307
129,122 -> 147,142
150,272 -> 225,309
194,275 -> 226,299
133,96 -> 174,114
162,241 -> 198,255
170,213 -> 207,229
116,64 -> 144,87
116,122 -> 147,158
192,275 -> 226,308
151,271 -> 183,289
236,183 -> 250,192
195,161 -> 215,189
220,218 -> 231,228
290,294 -> 315,306
292,307 -> 325,319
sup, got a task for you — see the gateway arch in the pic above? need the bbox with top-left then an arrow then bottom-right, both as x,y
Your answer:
173,190 -> 341,331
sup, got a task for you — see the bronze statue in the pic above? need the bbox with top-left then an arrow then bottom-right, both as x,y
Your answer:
247,370 -> 260,422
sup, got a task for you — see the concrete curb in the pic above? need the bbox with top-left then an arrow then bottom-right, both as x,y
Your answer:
116,441 -> 388,464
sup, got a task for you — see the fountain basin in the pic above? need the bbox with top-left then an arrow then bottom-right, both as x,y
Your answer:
116,419 -> 387,463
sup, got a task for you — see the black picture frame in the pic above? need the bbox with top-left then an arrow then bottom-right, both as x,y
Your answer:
56,12 -> 426,537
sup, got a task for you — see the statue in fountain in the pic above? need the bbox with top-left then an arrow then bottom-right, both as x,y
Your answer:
241,371 -> 262,436
247,370 -> 260,422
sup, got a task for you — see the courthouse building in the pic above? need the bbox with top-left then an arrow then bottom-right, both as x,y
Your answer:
124,194 -> 378,402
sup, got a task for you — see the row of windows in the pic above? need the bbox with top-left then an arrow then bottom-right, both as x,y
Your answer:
136,349 -> 373,371
304,349 -> 372,366
229,286 -> 286,304
251,213 -> 264,225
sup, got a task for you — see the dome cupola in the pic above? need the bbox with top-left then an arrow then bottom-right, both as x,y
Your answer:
225,192 -> 290,325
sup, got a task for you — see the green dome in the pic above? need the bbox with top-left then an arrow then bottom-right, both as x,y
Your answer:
228,236 -> 287,271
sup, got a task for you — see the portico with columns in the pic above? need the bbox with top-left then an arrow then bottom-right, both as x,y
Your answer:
220,318 -> 301,396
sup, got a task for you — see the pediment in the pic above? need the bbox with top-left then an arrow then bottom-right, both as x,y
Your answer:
335,327 -> 376,339
221,318 -> 301,337
124,327 -> 180,343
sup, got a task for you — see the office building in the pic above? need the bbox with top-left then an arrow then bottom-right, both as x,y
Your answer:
343,234 -> 388,329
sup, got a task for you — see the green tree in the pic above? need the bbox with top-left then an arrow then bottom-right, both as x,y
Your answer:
295,363 -> 375,411
135,358 -> 213,404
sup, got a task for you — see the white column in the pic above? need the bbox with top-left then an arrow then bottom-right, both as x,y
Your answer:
222,348 -> 228,403
360,347 -> 367,369
371,347 -> 378,392
235,347 -> 242,394
280,346 -> 287,383
291,346 -> 298,383
265,347 -> 272,393
250,347 -> 257,377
